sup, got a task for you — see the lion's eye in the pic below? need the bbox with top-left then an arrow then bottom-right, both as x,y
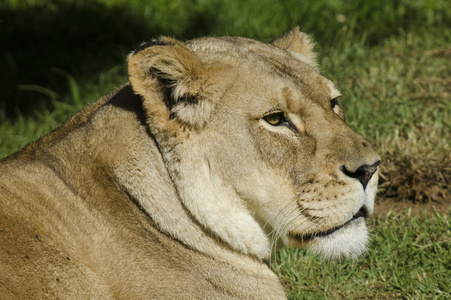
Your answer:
262,111 -> 298,132
263,112 -> 287,126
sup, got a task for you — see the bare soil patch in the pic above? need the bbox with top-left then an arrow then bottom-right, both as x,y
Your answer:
375,155 -> 451,217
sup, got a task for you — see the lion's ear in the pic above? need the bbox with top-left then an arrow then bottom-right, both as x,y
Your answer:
128,37 -> 212,131
272,26 -> 318,69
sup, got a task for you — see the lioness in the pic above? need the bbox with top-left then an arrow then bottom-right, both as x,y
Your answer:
0,27 -> 380,299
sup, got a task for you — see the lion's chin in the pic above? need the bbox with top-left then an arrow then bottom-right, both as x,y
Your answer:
285,217 -> 369,260
309,218 -> 369,260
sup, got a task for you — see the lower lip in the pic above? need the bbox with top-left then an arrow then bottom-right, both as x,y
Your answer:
291,208 -> 368,241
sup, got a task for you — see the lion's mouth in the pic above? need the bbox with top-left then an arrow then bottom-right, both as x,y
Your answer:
290,206 -> 369,241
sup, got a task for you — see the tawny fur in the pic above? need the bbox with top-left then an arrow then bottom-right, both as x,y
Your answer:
0,28 -> 380,299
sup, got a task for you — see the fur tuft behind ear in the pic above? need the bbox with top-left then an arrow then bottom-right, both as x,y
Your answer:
272,26 -> 318,69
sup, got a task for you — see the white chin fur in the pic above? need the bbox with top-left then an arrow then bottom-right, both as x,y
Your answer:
310,218 -> 369,260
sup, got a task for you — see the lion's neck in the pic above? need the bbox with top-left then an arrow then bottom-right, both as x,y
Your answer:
81,87 -> 272,261
158,137 -> 272,260
88,88 -> 257,262
111,136 -> 235,259
25,85 -> 270,264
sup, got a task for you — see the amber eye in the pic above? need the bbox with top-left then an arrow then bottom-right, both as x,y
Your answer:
263,112 -> 286,126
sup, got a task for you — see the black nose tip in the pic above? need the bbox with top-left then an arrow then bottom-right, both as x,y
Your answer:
342,160 -> 381,189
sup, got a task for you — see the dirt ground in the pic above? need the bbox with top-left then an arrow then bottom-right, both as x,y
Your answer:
375,195 -> 450,217
374,156 -> 451,217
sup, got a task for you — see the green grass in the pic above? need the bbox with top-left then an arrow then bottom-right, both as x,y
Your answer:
0,64 -> 126,157
275,210 -> 451,299
1,0 -> 451,298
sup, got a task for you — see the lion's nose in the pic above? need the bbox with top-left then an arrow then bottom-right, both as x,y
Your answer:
341,160 -> 381,189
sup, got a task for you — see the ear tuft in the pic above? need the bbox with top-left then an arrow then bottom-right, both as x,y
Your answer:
127,37 -> 216,131
128,37 -> 204,102
272,26 -> 318,69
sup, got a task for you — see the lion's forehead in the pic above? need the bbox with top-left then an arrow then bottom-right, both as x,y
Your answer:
188,36 -> 307,71
187,37 -> 339,104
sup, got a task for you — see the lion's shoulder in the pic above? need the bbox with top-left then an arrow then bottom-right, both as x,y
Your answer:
2,85 -> 131,163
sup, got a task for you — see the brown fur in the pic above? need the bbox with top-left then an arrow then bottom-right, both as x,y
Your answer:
0,28 -> 380,299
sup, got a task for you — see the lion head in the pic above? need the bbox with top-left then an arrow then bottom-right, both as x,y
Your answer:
127,27 -> 381,261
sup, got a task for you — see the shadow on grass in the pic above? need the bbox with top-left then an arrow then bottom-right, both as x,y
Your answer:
0,0 -> 220,119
